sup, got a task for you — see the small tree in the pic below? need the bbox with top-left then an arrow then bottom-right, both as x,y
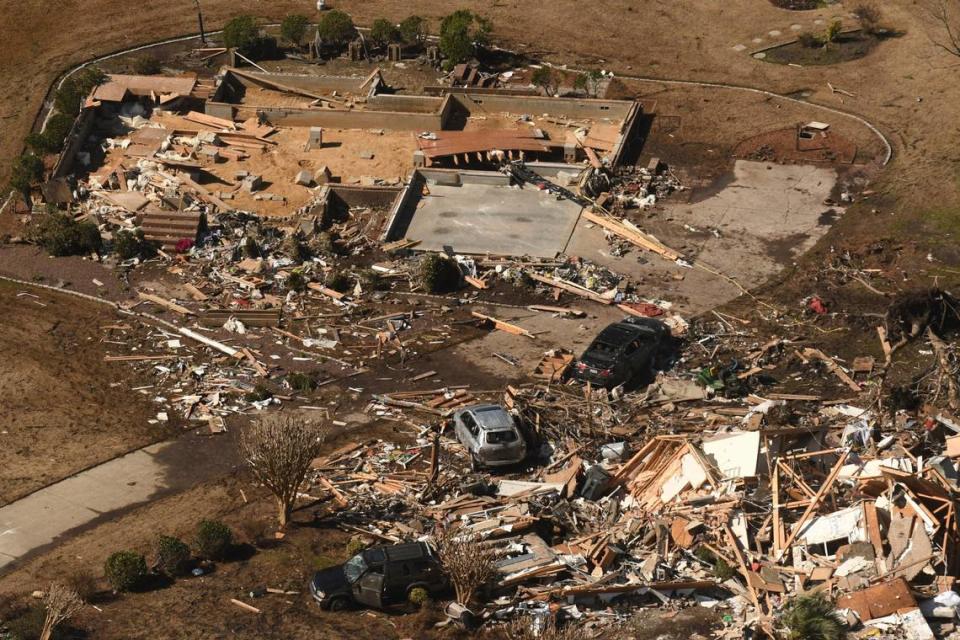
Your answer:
195,520 -> 233,560
317,9 -> 356,47
281,14 -> 310,47
223,15 -> 258,50
240,415 -> 326,527
154,535 -> 191,577
399,15 -> 427,46
40,583 -> 83,640
572,73 -> 588,94
132,55 -> 162,75
439,10 -> 492,67
531,67 -> 557,96
370,18 -> 400,48
104,551 -> 147,592
434,528 -> 495,605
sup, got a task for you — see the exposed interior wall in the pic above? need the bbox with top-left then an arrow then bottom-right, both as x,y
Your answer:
448,92 -> 634,120
53,108 -> 95,179
366,94 -> 444,114
382,168 -> 523,242
226,70 -> 371,95
327,184 -> 403,209
256,106 -> 445,131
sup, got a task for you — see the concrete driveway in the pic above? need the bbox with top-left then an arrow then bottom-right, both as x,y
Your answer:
0,432 -> 238,572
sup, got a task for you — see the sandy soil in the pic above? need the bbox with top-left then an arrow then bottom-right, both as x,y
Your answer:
0,280 -> 169,505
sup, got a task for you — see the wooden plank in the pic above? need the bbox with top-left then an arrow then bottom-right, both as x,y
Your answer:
527,305 -> 585,318
104,354 -> 183,362
470,311 -> 535,339
582,209 -> 682,262
307,282 -> 345,300
864,500 -> 885,560
464,275 -> 488,290
526,272 -> 612,305
183,283 -> 209,301
138,291 -> 194,315
230,598 -> 261,614
184,110 -> 236,130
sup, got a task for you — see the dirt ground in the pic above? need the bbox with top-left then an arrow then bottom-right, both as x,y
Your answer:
0,281 -> 168,506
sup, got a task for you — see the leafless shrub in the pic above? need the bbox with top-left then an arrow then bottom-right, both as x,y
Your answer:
240,415 -> 326,528
853,3 -> 883,35
40,583 -> 84,640
927,0 -> 960,57
434,527 -> 496,605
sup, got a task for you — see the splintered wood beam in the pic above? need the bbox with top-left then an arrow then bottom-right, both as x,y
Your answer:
470,311 -> 535,339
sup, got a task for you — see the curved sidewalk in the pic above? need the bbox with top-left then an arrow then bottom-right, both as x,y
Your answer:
0,433 -> 238,572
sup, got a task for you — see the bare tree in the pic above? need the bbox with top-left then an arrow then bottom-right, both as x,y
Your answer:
435,527 -> 496,605
41,583 -> 84,640
928,0 -> 960,58
240,415 -> 326,528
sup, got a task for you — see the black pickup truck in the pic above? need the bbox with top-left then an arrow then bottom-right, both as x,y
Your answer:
310,542 -> 446,611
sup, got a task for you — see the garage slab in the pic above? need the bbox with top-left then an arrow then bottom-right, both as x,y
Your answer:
404,182 -> 584,258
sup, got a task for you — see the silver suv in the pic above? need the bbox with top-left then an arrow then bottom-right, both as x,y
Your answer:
452,404 -> 527,469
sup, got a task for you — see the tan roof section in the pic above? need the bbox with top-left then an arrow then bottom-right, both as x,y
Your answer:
92,74 -> 197,102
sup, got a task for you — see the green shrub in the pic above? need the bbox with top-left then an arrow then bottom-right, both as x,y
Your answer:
399,15 -> 427,46
419,254 -> 461,293
357,268 -> 384,291
286,371 -> 317,392
310,231 -> 337,256
408,586 -> 429,607
283,234 -> 309,263
370,18 -> 400,47
54,67 -> 105,116
439,10 -> 491,66
246,384 -> 273,402
132,55 -> 162,75
25,113 -> 75,154
30,213 -> 102,257
345,538 -> 367,557
782,593 -> 846,640
114,228 -> 155,260
286,270 -> 308,293
104,550 -> 147,592
195,520 -> 233,560
326,270 -> 352,293
317,10 -> 356,47
8,153 -> 44,194
154,535 -> 191,577
281,14 -> 310,46
243,235 -> 260,258
223,15 -> 258,50
713,557 -> 736,581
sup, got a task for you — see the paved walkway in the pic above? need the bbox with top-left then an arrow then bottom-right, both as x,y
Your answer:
0,434 -> 238,571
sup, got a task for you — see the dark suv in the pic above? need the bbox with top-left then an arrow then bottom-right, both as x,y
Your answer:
571,317 -> 669,389
309,542 -> 446,611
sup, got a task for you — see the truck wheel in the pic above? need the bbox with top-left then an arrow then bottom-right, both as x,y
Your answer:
470,455 -> 482,472
328,596 -> 349,612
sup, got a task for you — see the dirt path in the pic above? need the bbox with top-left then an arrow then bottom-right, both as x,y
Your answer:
0,431 -> 239,573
